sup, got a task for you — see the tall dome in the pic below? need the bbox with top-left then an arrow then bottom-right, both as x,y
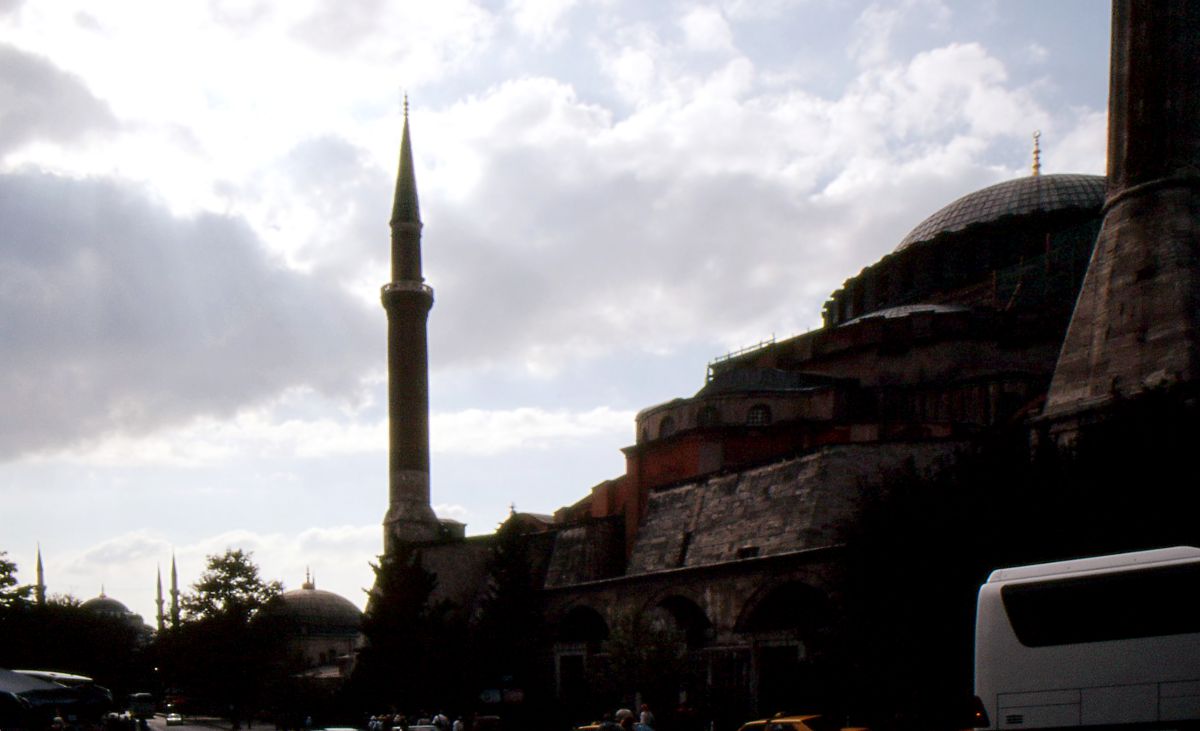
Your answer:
896,173 -> 1105,251
823,172 -> 1106,328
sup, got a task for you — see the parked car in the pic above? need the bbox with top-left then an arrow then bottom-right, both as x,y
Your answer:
166,712 -> 184,726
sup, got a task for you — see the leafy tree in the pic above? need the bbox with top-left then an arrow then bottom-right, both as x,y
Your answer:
473,519 -> 546,692
590,610 -> 688,713
160,549 -> 283,725
0,552 -> 32,610
183,548 -> 282,621
350,546 -> 463,713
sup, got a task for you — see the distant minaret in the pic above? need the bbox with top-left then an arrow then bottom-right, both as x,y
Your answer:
156,565 -> 165,632
169,553 -> 180,627
1045,1 -> 1200,415
382,97 -> 440,553
35,545 -> 45,607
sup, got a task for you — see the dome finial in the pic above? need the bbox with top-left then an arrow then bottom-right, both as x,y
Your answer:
1032,130 -> 1042,177
302,567 -> 315,590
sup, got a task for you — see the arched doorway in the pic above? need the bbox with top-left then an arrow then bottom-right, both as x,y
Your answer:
555,605 -> 610,712
738,582 -> 834,716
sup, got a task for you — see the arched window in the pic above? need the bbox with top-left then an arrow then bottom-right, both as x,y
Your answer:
697,405 -> 721,427
658,416 -> 677,438
747,403 -> 772,426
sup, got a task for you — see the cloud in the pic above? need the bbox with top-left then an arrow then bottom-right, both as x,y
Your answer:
289,0 -> 496,79
509,0 -> 578,45
0,172 -> 377,461
433,406 -> 634,455
402,36 -> 1098,377
681,7 -> 734,53
848,0 -> 950,67
27,398 -> 634,467
0,43 -> 118,155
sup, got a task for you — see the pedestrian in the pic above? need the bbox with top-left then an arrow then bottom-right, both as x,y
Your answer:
616,708 -> 636,731
639,705 -> 655,730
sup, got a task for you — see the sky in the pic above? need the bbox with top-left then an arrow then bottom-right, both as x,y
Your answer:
1,0 -> 1111,624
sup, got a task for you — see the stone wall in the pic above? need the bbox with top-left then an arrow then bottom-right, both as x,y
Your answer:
626,441 -> 959,575
544,516 -> 625,588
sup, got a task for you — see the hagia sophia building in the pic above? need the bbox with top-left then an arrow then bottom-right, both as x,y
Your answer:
26,0 -> 1200,721
375,0 -> 1200,721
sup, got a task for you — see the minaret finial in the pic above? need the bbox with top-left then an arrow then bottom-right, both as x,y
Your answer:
404,92 -> 409,121
1032,130 -> 1042,177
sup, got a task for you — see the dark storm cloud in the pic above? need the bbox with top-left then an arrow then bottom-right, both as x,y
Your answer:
0,44 -> 118,153
0,172 -> 377,461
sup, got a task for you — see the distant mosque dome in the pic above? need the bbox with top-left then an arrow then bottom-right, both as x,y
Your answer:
895,173 -> 1106,252
80,589 -> 150,633
81,590 -> 134,618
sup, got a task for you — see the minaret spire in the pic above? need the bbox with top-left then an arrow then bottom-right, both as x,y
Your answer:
382,98 -> 440,552
390,95 -> 423,275
156,565 -> 165,632
35,544 -> 45,607
170,553 -> 180,628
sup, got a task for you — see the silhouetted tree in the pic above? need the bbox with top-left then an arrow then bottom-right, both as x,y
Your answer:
0,551 -> 31,610
158,549 -> 282,725
350,545 -> 463,714
182,548 -> 282,621
473,520 -> 545,694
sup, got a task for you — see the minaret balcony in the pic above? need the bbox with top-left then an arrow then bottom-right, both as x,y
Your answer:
381,281 -> 435,309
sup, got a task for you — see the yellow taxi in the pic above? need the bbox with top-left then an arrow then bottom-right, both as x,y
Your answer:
736,714 -> 868,731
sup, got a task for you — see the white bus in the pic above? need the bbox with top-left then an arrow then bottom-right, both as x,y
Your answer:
974,546 -> 1200,731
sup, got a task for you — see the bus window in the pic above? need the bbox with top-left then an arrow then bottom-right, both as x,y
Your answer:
1001,562 -> 1200,646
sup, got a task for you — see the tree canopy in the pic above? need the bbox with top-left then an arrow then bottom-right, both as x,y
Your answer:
0,551 -> 32,610
183,548 -> 282,621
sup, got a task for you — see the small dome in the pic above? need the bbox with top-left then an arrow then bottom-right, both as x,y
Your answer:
896,174 -> 1105,252
842,303 -> 969,326
258,584 -> 362,636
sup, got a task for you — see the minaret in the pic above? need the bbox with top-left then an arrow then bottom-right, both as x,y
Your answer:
156,565 -> 165,632
35,545 -> 45,607
1045,1 -> 1200,417
169,553 -> 180,628
382,98 -> 440,553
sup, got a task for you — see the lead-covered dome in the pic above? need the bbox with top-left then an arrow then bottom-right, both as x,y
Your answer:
896,174 -> 1105,251
257,580 -> 362,637
81,593 -> 132,616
